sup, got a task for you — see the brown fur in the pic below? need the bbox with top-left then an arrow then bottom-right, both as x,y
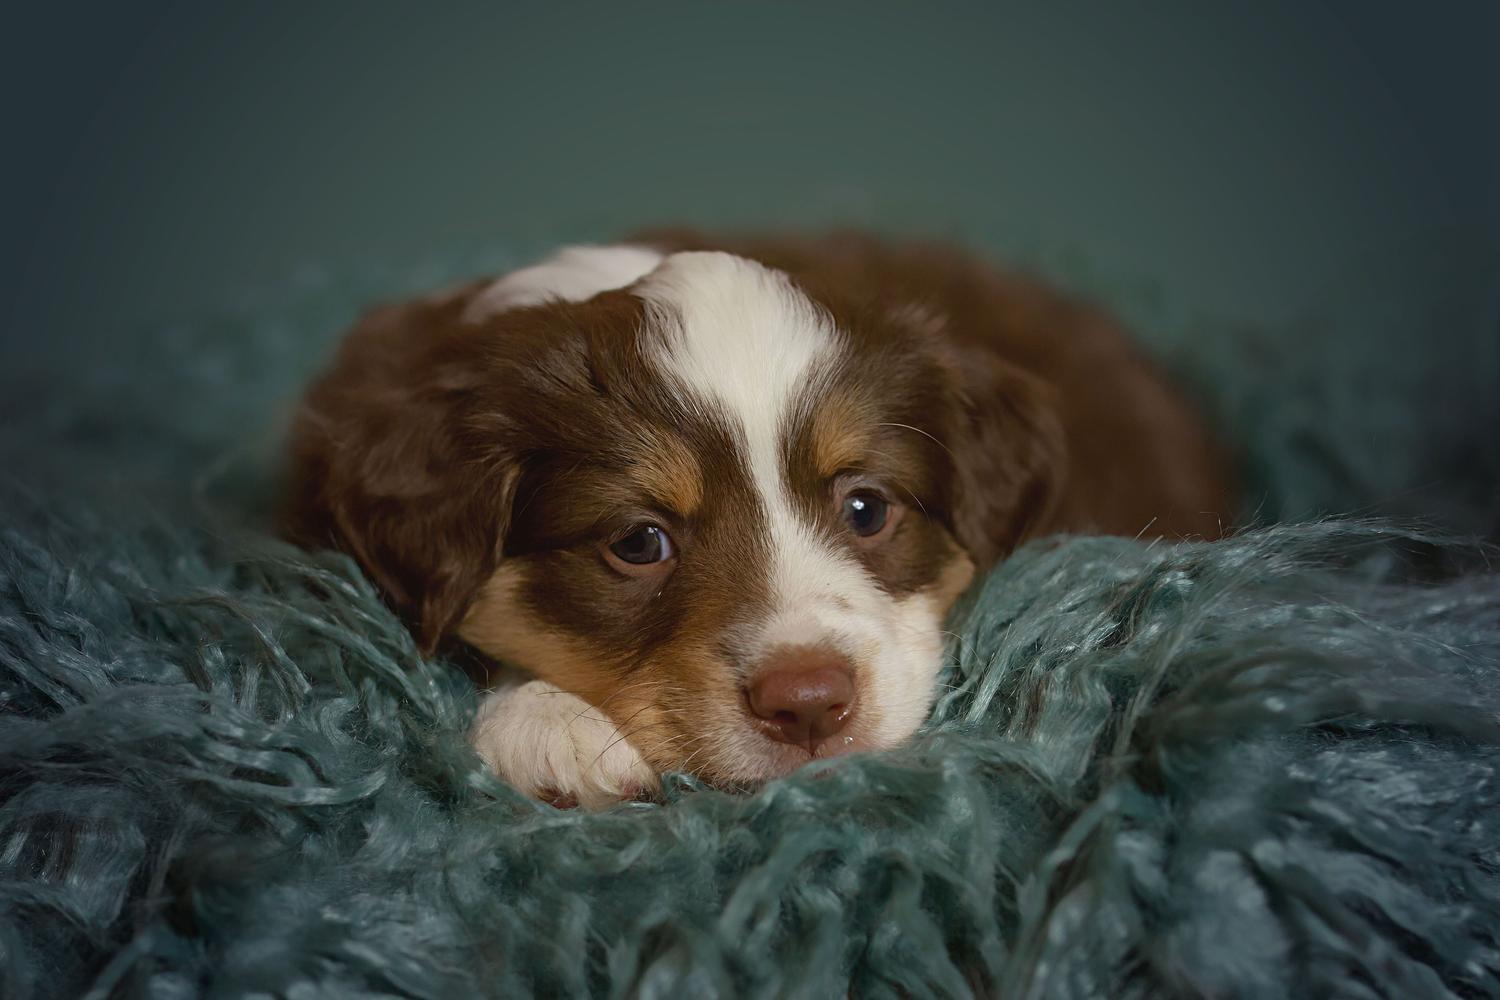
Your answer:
634,229 -> 1237,549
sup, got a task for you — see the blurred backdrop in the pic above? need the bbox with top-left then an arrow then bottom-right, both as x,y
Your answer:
6,1 -> 1497,334
1,1 -> 1497,527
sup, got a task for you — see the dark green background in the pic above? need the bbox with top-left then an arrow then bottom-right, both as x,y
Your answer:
5,2 -> 1496,341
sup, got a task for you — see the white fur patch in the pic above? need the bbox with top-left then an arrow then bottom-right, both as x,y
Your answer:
463,244 -> 664,322
638,252 -> 944,750
470,671 -> 657,809
637,254 -> 848,656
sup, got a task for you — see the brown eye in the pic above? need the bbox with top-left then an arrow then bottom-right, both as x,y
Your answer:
607,525 -> 674,565
841,491 -> 889,537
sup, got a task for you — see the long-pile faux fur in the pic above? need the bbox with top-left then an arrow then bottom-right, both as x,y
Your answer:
2,247 -> 1497,998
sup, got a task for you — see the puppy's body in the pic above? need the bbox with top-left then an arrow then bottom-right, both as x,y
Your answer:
286,232 -> 1233,807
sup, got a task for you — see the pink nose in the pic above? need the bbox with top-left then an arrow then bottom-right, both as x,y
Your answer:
744,647 -> 856,749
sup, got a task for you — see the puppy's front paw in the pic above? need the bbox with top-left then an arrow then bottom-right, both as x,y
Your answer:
470,678 -> 658,809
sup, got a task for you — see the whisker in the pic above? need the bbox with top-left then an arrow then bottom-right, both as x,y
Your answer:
608,701 -> 655,732
841,468 -> 924,518
574,701 -> 655,754
876,422 -> 955,461
848,452 -> 930,517
677,736 -> 715,774
571,677 -> 658,725
587,721 -> 681,775
584,705 -> 666,774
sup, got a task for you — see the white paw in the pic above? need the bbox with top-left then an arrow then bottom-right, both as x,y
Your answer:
470,676 -> 658,809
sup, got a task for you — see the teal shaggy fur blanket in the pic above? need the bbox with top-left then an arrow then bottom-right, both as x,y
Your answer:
2,250 -> 1498,997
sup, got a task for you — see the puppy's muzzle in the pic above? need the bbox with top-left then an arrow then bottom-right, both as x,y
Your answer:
743,645 -> 856,752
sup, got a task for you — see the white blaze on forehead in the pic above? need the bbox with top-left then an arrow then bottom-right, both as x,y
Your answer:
636,253 -> 871,649
463,244 -> 664,321
635,251 -> 837,451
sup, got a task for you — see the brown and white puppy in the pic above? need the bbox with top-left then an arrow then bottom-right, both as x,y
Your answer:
285,231 -> 1234,807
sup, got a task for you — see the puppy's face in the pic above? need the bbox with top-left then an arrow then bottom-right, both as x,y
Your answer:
291,247 -> 1064,786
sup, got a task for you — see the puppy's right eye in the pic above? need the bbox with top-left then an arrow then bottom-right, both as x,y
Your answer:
842,492 -> 889,536
603,525 -> 675,573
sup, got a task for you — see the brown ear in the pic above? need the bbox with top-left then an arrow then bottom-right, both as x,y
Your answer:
940,347 -> 1069,567
285,299 -> 518,656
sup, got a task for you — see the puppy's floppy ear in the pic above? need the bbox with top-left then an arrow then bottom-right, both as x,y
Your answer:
285,298 -> 518,656
937,343 -> 1069,567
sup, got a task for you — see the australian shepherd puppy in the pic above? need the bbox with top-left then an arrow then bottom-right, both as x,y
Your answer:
285,231 -> 1234,807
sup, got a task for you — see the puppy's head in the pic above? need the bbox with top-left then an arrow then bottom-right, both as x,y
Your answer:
288,246 -> 1065,785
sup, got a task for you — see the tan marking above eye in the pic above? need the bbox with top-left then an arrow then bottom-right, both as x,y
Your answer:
809,391 -> 876,478
624,430 -> 703,516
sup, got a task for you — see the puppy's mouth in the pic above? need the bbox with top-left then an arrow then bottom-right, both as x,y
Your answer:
754,726 -> 872,771
715,717 -> 883,789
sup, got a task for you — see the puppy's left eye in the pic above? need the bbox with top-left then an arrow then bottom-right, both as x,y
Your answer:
606,525 -> 675,568
842,491 -> 890,537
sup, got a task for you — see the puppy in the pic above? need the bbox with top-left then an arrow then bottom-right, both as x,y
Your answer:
285,231 -> 1234,807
